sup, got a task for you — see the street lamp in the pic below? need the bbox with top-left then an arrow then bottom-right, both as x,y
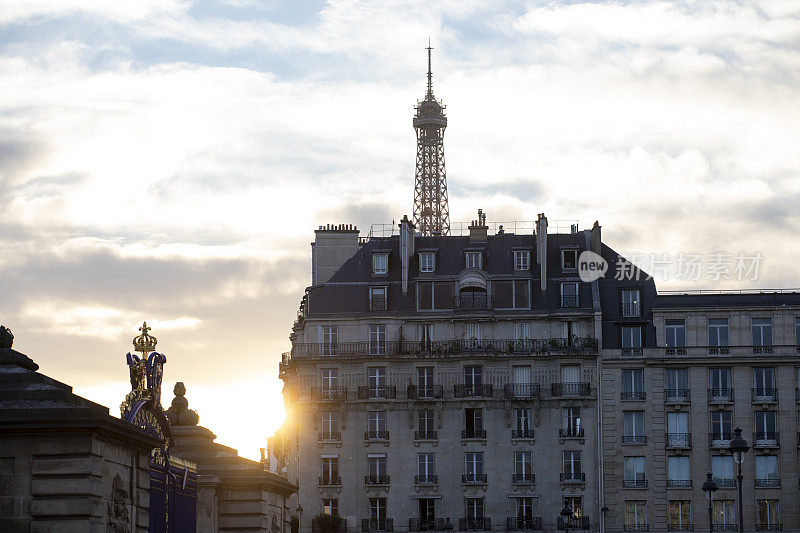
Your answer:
600,506 -> 609,533
728,427 -> 750,533
561,499 -> 574,529
702,472 -> 718,533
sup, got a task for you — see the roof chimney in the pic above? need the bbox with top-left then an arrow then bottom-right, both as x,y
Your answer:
591,220 -> 602,255
468,209 -> 488,243
536,213 -> 548,292
311,223 -> 360,285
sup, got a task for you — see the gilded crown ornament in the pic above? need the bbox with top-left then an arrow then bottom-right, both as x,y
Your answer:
133,321 -> 157,355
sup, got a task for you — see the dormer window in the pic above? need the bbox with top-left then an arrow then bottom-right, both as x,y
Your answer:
466,251 -> 482,269
372,253 -> 388,275
419,252 -> 436,273
514,250 -> 530,271
562,249 -> 577,271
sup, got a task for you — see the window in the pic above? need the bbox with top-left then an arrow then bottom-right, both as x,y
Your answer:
708,319 -> 729,351
563,451 -> 582,480
369,325 -> 386,355
625,501 -> 647,530
321,411 -> 338,439
665,320 -> 686,350
561,364 -> 580,383
369,286 -> 387,311
622,369 -> 645,399
370,498 -> 387,524
668,456 -> 690,487
368,455 -> 387,477
623,412 -> 645,443
322,498 -> 339,516
493,279 -> 530,309
465,251 -> 482,269
514,452 -> 533,481
669,501 -> 691,531
321,369 -> 338,394
465,452 -> 484,475
562,249 -> 577,270
419,252 -> 436,273
621,289 -> 641,317
516,498 -> 534,520
367,411 -> 386,438
321,456 -> 339,484
419,324 -> 433,351
667,412 -> 689,447
621,326 -> 642,350
418,409 -> 435,437
755,411 -> 777,444
417,281 -> 454,310
417,367 -> 434,397
712,456 -> 734,485
368,367 -> 386,397
465,408 -> 483,437
466,498 -> 484,520
755,456 -> 778,486
752,318 -> 773,347
372,253 -> 388,275
514,250 -> 530,271
562,407 -> 582,437
465,365 -> 482,390
796,318 -> 800,347
561,282 -> 579,307
624,457 -> 646,487
710,412 -> 732,443
419,499 -> 436,522
713,500 -> 735,528
511,365 -> 532,398
754,367 -> 775,396
418,453 -> 435,481
665,368 -> 688,402
757,500 -> 780,529
320,326 -> 338,355
515,408 -> 531,433
709,368 -> 731,399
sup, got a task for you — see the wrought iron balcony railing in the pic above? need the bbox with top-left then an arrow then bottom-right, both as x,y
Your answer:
362,518 -> 393,532
560,472 -> 585,483
664,389 -> 690,403
666,433 -> 692,448
512,429 -> 535,439
623,525 -> 650,532
557,516 -> 590,530
665,347 -> 687,356
461,473 -> 487,484
367,297 -> 388,311
621,391 -> 646,400
708,388 -> 734,403
512,473 -> 535,484
559,427 -> 584,438
462,429 -> 487,439
622,435 -> 647,444
753,432 -> 780,447
414,474 -> 438,484
713,477 -> 735,488
507,517 -> 542,530
504,383 -> 541,399
312,517 -> 347,533
409,518 -> 452,532
754,478 -> 781,488
709,433 -> 733,448
561,295 -> 580,308
753,345 -> 774,354
364,430 -> 389,441
621,302 -> 640,317
415,430 -> 437,440
712,524 -> 737,531
708,346 -> 731,355
459,518 -> 491,531
319,475 -> 341,485
621,347 -> 644,356
364,474 -> 390,485
312,387 -> 347,401
666,479 -> 692,488
754,523 -> 781,531
407,385 -> 444,399
358,386 -> 397,400
752,388 -> 777,403
551,382 -> 591,397
318,431 -> 341,442
623,479 -> 648,488
455,294 -> 492,310
454,384 -> 493,398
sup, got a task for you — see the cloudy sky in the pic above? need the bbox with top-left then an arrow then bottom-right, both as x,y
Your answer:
1,0 -> 799,459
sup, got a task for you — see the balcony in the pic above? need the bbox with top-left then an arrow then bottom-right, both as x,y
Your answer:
504,383 -> 541,399
752,388 -> 777,403
622,435 -> 648,445
551,382 -> 591,397
753,345 -> 774,355
755,524 -> 782,531
454,384 -> 493,398
368,297 -> 388,311
414,474 -> 438,484
708,388 -> 734,404
713,525 -> 737,531
665,348 -> 687,356
362,518 -> 393,532
461,473 -> 487,484
665,389 -> 690,404
364,430 -> 389,441
459,518 -> 491,531
559,427 -> 584,438
708,347 -> 731,355
753,432 -> 779,448
667,479 -> 692,488
312,517 -> 347,533
621,302 -> 640,317
409,518 -> 452,532
507,517 -> 543,531
455,294 -> 492,310
621,347 -> 644,356
557,516 -> 590,530
713,478 -> 735,488
415,430 -> 437,440
709,433 -> 733,448
358,386 -> 397,400
621,391 -> 646,400
364,474 -> 390,485
624,525 -> 650,532
318,431 -> 341,442
319,475 -> 341,486
512,473 -> 535,484
560,472 -> 585,483
623,479 -> 648,488
666,433 -> 692,449
462,429 -> 487,439
667,525 -> 693,532
512,428 -> 535,439
561,295 -> 580,308
312,387 -> 347,402
755,478 -> 781,488
407,385 -> 444,400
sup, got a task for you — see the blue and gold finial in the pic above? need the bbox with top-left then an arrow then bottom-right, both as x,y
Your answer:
133,321 -> 157,356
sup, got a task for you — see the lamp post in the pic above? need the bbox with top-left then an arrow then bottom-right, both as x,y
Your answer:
600,506 -> 609,533
561,499 -> 574,529
702,472 -> 718,533
728,427 -> 750,533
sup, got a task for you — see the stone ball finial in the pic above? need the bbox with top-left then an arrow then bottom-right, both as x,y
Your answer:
0,326 -> 13,349
166,381 -> 199,426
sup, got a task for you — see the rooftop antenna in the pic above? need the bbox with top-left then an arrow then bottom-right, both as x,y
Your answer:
426,38 -> 433,98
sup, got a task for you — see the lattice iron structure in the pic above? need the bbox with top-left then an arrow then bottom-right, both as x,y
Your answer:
412,44 -> 450,236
